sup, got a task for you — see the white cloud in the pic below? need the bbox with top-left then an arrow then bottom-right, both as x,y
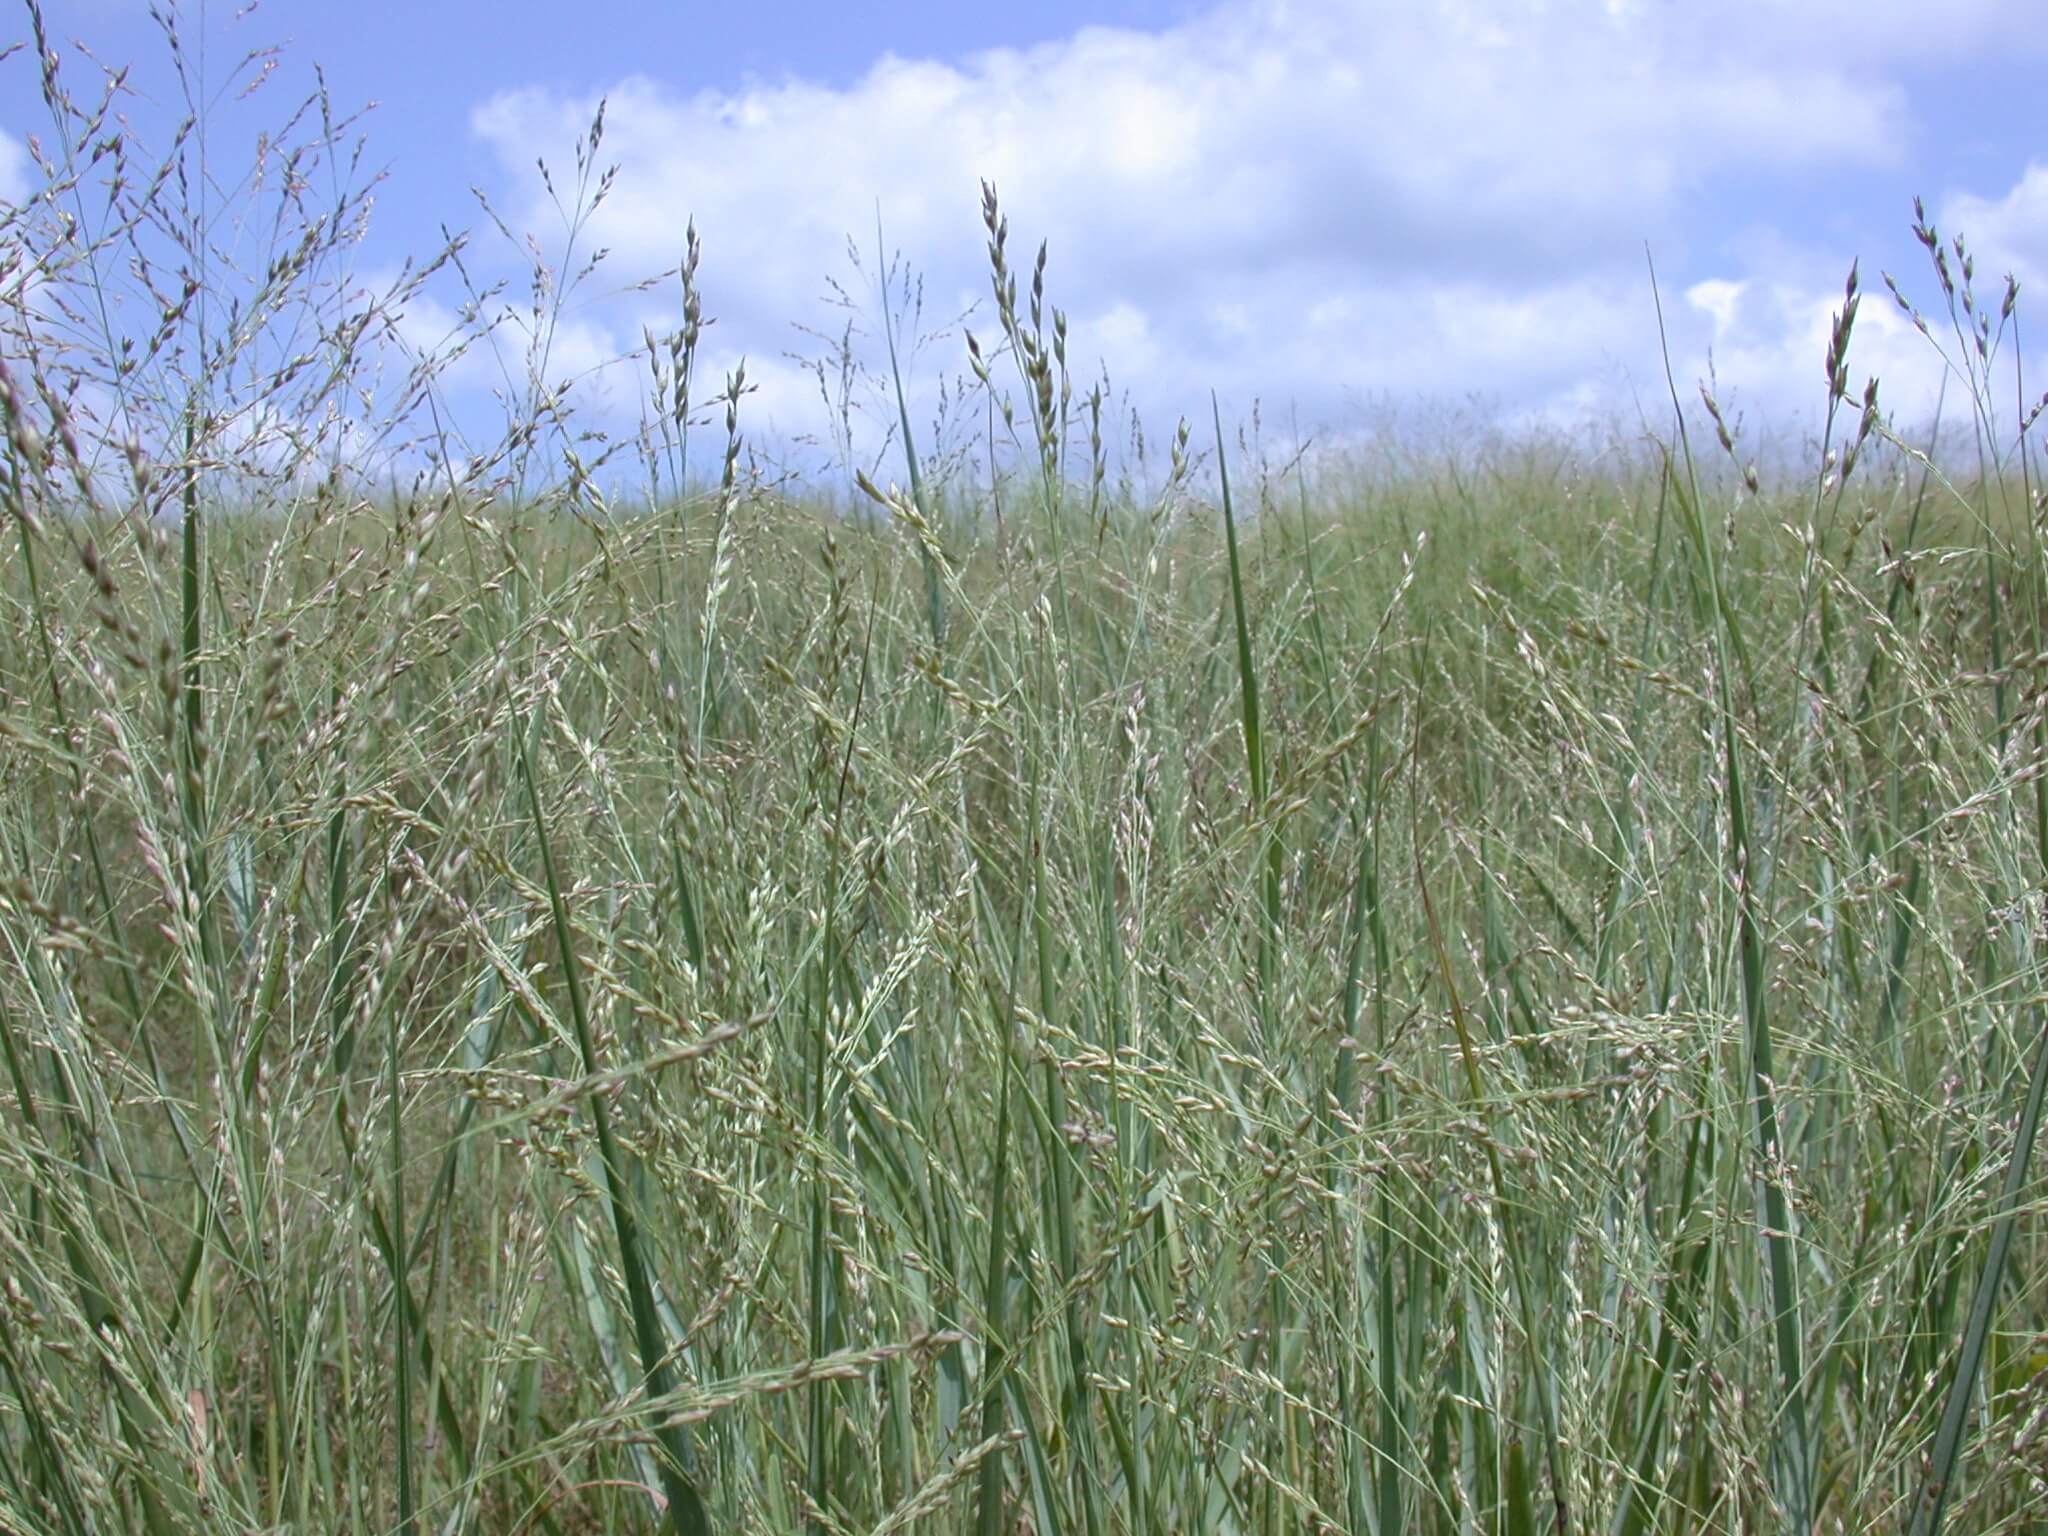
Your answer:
454,0 -> 2037,466
1673,161 -> 2048,440
1943,163 -> 2048,297
1685,277 -> 1949,424
1689,280 -> 1748,342
0,130 -> 31,206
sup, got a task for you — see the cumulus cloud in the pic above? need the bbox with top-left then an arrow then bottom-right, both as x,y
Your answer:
1943,164 -> 2048,297
1685,274 -> 1948,424
452,0 -> 2038,466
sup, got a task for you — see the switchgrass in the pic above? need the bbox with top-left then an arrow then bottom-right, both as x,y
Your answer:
4,15 -> 2048,1536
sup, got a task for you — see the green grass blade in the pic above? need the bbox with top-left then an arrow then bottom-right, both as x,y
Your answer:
516,698 -> 711,1536
1907,1002 -> 2048,1536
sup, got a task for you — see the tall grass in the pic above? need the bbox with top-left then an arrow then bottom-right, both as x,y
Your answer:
3,14 -> 2048,1535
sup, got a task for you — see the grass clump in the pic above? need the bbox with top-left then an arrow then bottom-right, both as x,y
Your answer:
3,15 -> 2048,1536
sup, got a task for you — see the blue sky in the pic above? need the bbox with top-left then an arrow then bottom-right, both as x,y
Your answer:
6,0 -> 2046,480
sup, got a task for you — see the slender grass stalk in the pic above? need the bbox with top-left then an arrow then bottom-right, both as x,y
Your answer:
1651,253 -> 1814,1534
1907,1001 -> 2048,1535
1212,398 -> 1282,1041
807,578 -> 877,1532
516,700 -> 711,1536
177,407 -> 225,988
1029,638 -> 1108,1536
1414,794 -> 1570,1536
386,920 -> 416,1536
876,206 -> 945,649
971,999 -> 1019,1536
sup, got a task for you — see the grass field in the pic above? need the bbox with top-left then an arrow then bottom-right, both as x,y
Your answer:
3,22 -> 2048,1535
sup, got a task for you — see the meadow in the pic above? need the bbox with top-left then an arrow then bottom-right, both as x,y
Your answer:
2,18 -> 2047,1535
